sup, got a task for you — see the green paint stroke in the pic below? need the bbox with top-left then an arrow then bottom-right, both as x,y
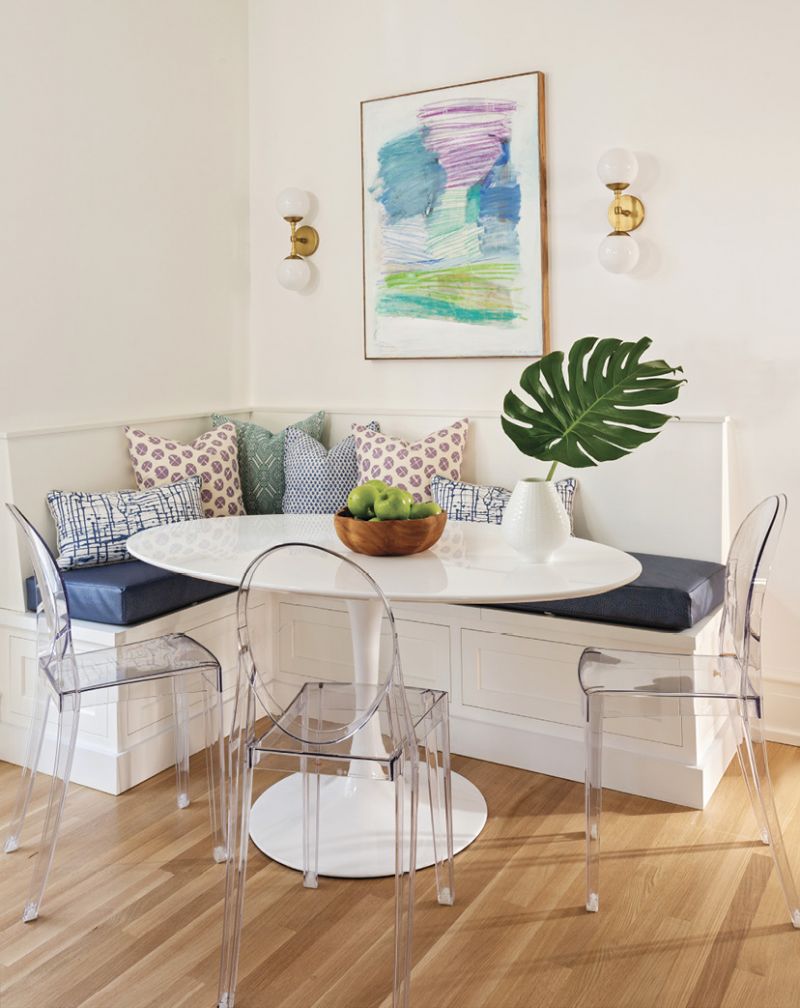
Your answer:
377,263 -> 525,325
465,183 -> 482,226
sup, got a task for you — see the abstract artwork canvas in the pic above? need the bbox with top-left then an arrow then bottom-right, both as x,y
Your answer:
361,71 -> 548,359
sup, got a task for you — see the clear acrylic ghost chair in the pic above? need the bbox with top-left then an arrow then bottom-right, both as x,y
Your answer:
3,504 -> 227,923
579,494 -> 800,927
217,542 -> 454,1008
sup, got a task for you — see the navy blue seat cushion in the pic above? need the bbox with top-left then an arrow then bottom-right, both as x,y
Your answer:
490,553 -> 725,632
26,560 -> 233,626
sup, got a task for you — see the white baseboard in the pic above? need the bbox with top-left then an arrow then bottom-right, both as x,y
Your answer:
764,673 -> 800,747
0,719 -> 123,794
0,702 -> 228,796
451,705 -> 738,810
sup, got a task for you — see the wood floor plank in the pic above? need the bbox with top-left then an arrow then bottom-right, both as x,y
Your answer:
1,746 -> 800,1007
686,852 -> 774,1008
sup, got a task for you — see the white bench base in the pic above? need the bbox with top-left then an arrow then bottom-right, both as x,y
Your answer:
0,592 -> 730,808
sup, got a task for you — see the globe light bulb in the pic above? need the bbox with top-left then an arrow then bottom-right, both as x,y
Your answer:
598,233 -> 640,274
276,187 -> 310,220
277,255 -> 311,291
597,148 -> 638,189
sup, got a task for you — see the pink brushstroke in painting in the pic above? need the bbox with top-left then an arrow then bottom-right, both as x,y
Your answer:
417,99 -> 516,189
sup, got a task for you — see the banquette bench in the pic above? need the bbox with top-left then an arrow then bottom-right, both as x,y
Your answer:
0,409 -> 732,807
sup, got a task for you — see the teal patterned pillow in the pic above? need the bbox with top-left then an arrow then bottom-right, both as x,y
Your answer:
212,412 -> 325,514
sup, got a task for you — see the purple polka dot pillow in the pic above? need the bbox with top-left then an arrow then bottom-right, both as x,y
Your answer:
352,418 -> 469,503
124,422 -> 244,518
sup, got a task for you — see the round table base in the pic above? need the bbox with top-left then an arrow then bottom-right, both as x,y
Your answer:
249,771 -> 487,878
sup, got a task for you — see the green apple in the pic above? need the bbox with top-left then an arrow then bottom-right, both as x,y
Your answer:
363,479 -> 390,494
368,516 -> 381,522
347,484 -> 378,519
374,489 -> 412,521
409,501 -> 442,519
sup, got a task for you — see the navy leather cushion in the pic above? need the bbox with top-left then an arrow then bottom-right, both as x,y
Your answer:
26,560 -> 232,626
491,553 -> 725,631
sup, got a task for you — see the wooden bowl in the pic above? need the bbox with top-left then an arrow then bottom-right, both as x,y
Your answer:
333,509 -> 447,557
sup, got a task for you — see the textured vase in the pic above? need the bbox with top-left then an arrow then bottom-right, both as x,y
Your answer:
502,479 -> 571,562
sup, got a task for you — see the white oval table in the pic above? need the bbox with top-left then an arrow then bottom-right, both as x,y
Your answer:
129,515 -> 641,878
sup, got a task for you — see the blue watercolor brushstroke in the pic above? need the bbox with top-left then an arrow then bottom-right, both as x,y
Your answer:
479,217 -> 519,259
477,141 -> 520,259
371,130 -> 446,224
479,177 -> 521,223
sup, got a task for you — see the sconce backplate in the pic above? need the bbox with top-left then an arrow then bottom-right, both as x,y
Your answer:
294,225 -> 319,257
608,194 -> 645,233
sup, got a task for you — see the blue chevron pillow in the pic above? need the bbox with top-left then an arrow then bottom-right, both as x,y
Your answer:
431,475 -> 577,530
283,422 -> 380,514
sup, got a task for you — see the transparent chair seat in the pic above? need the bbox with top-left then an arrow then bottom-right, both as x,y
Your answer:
49,633 -> 220,696
255,682 -> 448,765
578,495 -> 800,929
3,505 -> 227,925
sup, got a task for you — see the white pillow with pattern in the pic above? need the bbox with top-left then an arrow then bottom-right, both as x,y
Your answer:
125,423 -> 244,518
47,476 -> 205,570
352,419 -> 469,504
431,475 -> 577,530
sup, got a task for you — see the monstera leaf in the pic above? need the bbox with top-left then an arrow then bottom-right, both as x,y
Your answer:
502,337 -> 685,475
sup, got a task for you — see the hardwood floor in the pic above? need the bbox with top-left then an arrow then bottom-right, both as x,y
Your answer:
1,745 -> 799,1008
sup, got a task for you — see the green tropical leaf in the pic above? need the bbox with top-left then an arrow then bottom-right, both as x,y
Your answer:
502,337 -> 686,470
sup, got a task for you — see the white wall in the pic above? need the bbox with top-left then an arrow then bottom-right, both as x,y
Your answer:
0,0 -> 250,432
248,0 -> 800,693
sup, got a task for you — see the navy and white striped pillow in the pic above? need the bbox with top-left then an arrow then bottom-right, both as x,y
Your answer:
431,475 -> 577,530
47,476 -> 204,570
283,422 -> 379,514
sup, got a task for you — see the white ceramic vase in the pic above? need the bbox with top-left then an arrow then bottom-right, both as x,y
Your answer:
502,478 -> 571,563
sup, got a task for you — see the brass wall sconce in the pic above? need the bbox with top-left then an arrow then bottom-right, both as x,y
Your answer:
276,188 -> 319,291
597,149 -> 645,273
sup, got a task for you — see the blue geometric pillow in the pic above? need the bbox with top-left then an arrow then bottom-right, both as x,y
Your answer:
47,476 -> 204,570
283,422 -> 379,514
430,475 -> 577,530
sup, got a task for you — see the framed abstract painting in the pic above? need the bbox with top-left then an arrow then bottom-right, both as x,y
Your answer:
361,71 -> 548,360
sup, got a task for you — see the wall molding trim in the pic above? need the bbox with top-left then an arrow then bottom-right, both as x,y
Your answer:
0,407 -> 253,441
0,409 -> 731,442
763,674 -> 800,747
251,406 -> 730,425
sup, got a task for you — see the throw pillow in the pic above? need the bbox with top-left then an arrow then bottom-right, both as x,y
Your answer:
283,421 -> 379,514
47,476 -> 204,570
212,411 -> 325,514
352,418 -> 469,504
431,475 -> 577,530
124,423 -> 244,518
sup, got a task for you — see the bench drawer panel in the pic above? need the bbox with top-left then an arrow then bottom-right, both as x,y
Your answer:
460,629 -> 682,746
